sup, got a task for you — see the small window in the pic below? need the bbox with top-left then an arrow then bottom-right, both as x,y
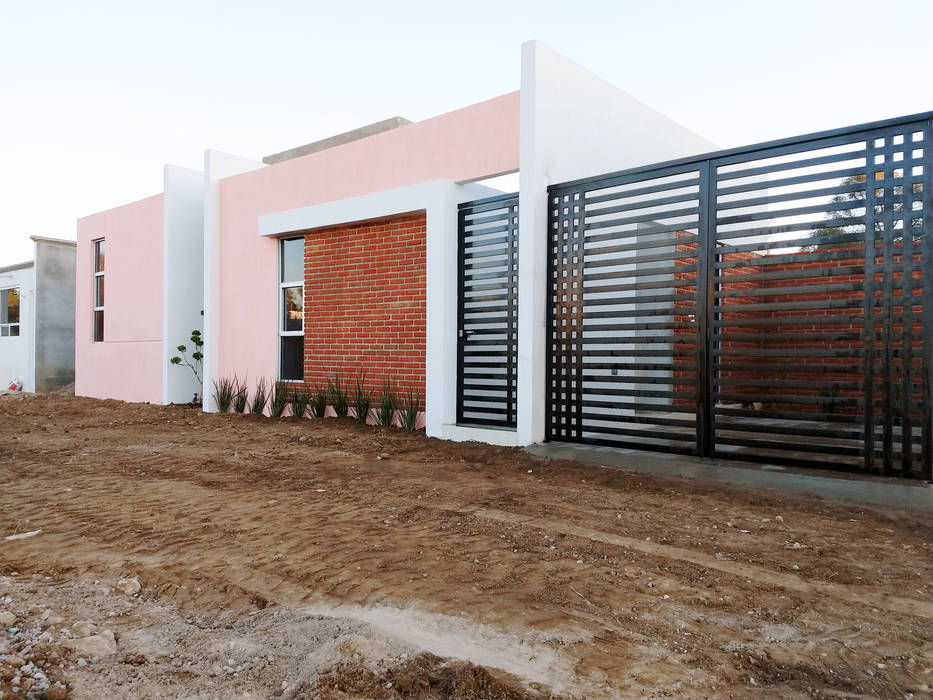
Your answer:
93,239 -> 105,342
279,237 -> 304,380
0,287 -> 20,337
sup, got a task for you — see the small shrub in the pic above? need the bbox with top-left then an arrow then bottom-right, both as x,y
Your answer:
269,382 -> 289,418
352,373 -> 372,424
212,375 -> 235,413
290,386 -> 312,419
328,374 -> 349,418
399,387 -> 421,432
169,329 -> 204,387
232,377 -> 248,413
309,384 -> 328,418
377,380 -> 395,427
250,378 -> 269,415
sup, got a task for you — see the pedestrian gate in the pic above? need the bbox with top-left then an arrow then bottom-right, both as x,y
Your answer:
547,113 -> 933,479
457,193 -> 519,428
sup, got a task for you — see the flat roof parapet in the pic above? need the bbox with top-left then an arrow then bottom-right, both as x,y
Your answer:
263,116 -> 413,165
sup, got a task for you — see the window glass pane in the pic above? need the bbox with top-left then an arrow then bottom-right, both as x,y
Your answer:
2,288 -> 18,324
95,276 -> 104,307
280,335 -> 303,380
9,325 -> 18,337
283,286 -> 303,332
1,326 -> 7,337
93,310 -> 104,342
281,238 -> 303,283
95,240 -> 105,272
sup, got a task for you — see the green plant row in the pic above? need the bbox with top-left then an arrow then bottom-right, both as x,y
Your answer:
211,374 -> 421,431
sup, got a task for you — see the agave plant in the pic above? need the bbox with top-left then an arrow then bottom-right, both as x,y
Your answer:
250,378 -> 269,415
269,381 -> 290,418
212,375 -> 235,413
377,380 -> 395,428
309,384 -> 328,418
290,386 -> 312,419
352,373 -> 372,424
232,377 -> 248,413
328,374 -> 349,418
399,387 -> 420,432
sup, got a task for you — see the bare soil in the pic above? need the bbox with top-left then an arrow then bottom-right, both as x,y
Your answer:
1,393 -> 931,699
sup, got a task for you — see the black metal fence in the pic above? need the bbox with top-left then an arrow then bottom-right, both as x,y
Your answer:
457,193 -> 519,428
546,113 -> 933,479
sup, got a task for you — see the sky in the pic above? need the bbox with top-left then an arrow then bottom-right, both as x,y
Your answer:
2,0 -> 932,265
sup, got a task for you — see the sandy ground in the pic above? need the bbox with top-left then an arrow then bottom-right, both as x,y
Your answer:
1,393 -> 931,700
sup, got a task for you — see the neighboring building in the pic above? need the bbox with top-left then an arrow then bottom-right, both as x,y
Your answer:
75,166 -> 203,404
0,236 -> 76,393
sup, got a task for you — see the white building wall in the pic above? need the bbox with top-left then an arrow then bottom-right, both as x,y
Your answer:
163,165 -> 207,404
0,263 -> 36,392
516,40 -> 719,445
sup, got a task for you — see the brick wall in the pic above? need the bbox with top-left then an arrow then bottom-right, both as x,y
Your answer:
302,212 -> 427,401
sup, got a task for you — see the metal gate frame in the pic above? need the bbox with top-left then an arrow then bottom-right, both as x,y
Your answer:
456,192 -> 519,428
545,112 -> 933,480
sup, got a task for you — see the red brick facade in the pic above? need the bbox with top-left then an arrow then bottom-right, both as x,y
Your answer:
302,212 -> 427,400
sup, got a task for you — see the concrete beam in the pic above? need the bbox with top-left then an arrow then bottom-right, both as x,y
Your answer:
262,117 -> 413,165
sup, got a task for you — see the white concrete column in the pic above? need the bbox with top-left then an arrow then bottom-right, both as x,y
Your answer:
162,165 -> 205,405
201,150 -> 262,412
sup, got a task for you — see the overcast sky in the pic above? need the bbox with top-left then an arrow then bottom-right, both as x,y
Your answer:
2,0 -> 931,265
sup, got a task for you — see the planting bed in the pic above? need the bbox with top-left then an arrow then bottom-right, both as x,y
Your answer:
1,393 -> 931,699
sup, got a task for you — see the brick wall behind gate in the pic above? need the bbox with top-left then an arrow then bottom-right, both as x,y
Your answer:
303,213 -> 427,401
672,243 -> 923,413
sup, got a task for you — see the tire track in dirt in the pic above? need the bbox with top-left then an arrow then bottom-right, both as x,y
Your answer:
455,507 -> 933,620
10,465 -> 932,623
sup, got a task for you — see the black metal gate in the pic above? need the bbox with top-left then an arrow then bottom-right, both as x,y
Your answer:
457,193 -> 519,428
547,113 -> 933,479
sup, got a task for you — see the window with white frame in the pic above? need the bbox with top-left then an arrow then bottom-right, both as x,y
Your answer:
93,239 -> 105,342
0,287 -> 20,337
279,237 -> 304,380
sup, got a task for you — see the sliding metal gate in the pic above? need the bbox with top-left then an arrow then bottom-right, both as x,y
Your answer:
457,193 -> 519,428
547,113 -> 933,479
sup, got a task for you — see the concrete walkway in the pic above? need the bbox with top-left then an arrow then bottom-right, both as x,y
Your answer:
526,442 -> 933,513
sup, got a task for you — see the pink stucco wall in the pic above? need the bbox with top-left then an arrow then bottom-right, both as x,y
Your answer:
215,91 -> 520,384
75,193 -> 164,404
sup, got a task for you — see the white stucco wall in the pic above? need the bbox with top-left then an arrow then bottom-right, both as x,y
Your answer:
0,263 -> 36,392
163,165 -> 206,404
516,40 -> 719,445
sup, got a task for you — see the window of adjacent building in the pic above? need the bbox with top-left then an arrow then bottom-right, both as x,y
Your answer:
279,237 -> 304,380
0,287 -> 20,337
93,239 -> 105,342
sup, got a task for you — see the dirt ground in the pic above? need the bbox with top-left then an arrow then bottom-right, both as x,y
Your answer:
1,393 -> 931,700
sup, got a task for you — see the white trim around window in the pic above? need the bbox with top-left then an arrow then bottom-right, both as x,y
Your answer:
0,286 -> 20,337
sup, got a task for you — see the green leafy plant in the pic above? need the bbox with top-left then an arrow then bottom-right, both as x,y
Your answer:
212,375 -> 235,413
290,386 -> 312,419
328,374 -> 349,418
250,378 -> 269,415
309,384 -> 328,418
352,373 -> 372,424
399,387 -> 421,432
169,329 -> 204,385
232,377 -> 248,413
269,382 -> 289,418
377,380 -> 395,428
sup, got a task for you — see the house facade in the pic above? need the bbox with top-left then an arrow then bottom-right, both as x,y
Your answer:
75,41 -> 714,446
75,40 -> 932,479
0,236 -> 76,393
